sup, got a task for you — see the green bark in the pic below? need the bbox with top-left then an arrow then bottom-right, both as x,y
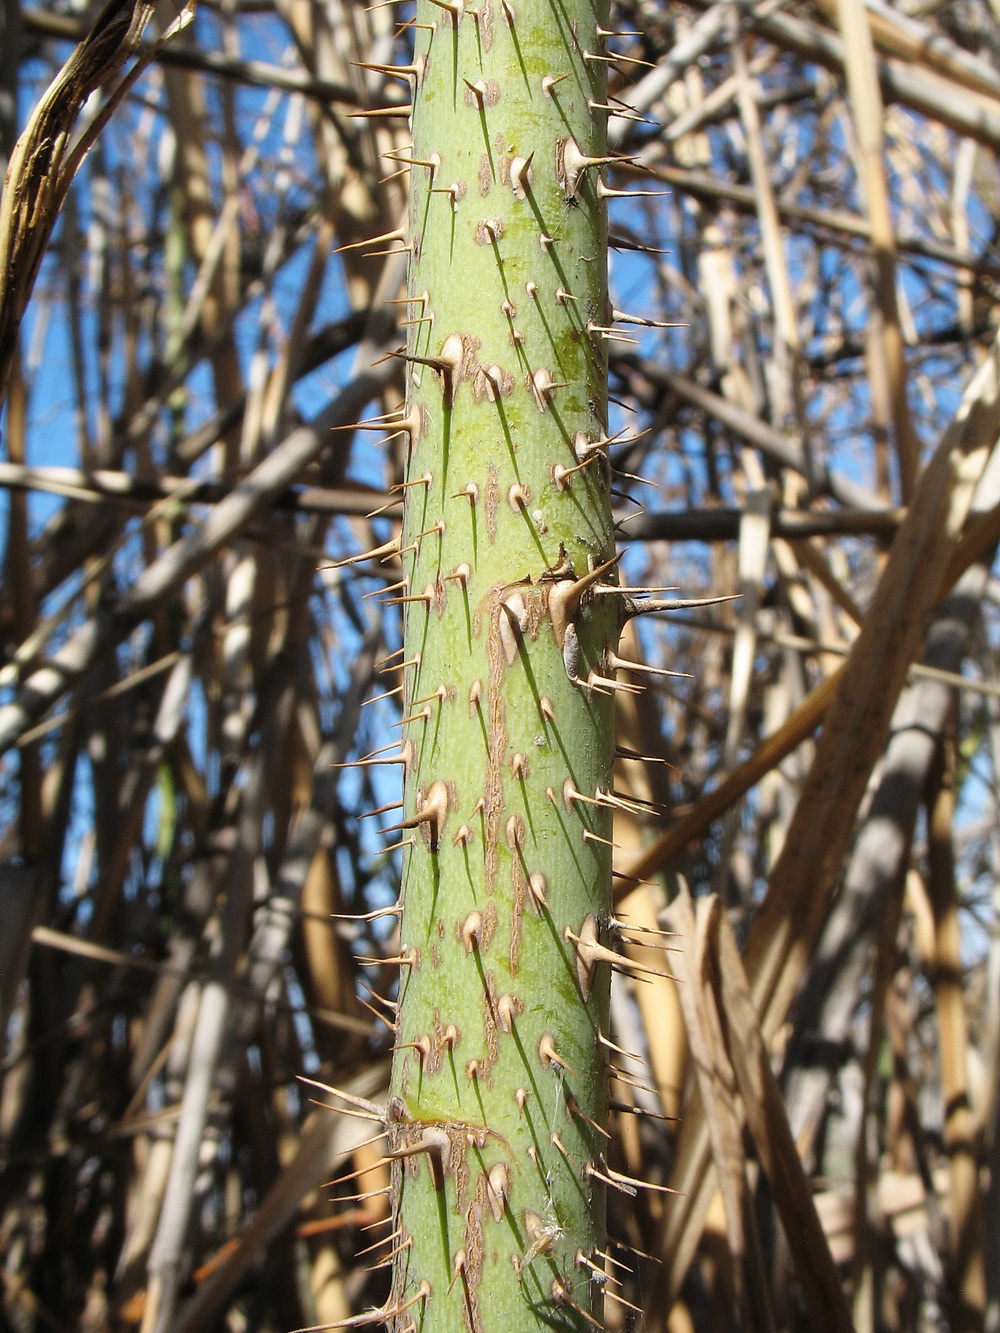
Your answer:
387,0 -> 620,1327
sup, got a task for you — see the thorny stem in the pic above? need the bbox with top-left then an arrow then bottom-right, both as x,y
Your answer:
386,0 -> 622,1327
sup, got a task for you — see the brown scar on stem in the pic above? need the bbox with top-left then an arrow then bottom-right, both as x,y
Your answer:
479,970 -> 501,1082
510,851 -> 526,972
463,1200 -> 485,1330
481,588 -> 509,892
485,463 -> 499,542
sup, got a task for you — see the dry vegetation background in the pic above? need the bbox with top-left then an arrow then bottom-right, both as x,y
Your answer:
3,0 -> 1000,1330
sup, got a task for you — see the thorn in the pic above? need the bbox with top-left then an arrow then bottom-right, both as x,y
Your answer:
583,1158 -> 635,1197
565,1089 -> 611,1139
462,910 -> 483,952
463,77 -> 488,105
621,593 -> 739,620
586,672 -> 643,697
609,1237 -> 661,1265
289,1282 -> 430,1328
582,829 -> 621,849
609,232 -> 671,255
331,1185 -> 393,1209
389,779 -> 449,850
497,993 -> 521,1031
594,1247 -> 632,1274
327,537 -> 400,569
448,1249 -> 468,1294
382,151 -> 438,175
330,904 -> 402,922
364,498 -> 402,519
427,0 -> 464,20
385,292 -> 427,307
411,684 -> 449,709
583,49 -> 658,67
430,182 -> 463,211
362,579 -> 408,602
539,1033 -> 576,1078
378,650 -> 421,672
596,181 -> 670,201
486,1162 -> 511,1221
539,696 -> 555,722
355,948 -> 416,968
400,332 -> 464,405
550,1131 -> 575,1162
587,322 -> 639,345
329,1155 -> 394,1187
387,1126 -> 449,1191
611,468 -> 657,492
509,152 -> 534,198
604,1288 -> 644,1315
528,366 -> 569,410
358,998 -> 397,1031
591,786 -> 649,815
353,58 -> 424,82
377,836 -> 418,854
600,1158 -> 679,1196
505,813 -> 525,851
567,913 -> 601,999
358,981 -> 399,1014
550,1278 -> 604,1330
612,308 -> 680,328
541,72 -> 570,96
332,753 -> 406,770
444,563 -> 471,588
354,1227 -> 403,1260
527,871 -> 548,912
547,553 -> 622,649
589,99 -> 657,124
610,916 -> 677,940
615,744 -> 672,766
360,688 -> 403,711
297,1077 -> 385,1123
575,1250 -> 608,1282
609,1098 -> 676,1123
333,226 -> 406,255
390,470 -> 433,497
597,1031 -> 640,1061
358,797 -> 405,818
570,927 -> 675,981
508,482 -> 528,510
452,480 -> 479,504
608,1065 -> 660,1094
347,95 -> 413,117
477,218 -> 503,245
560,138 -> 634,196
332,740 -> 401,767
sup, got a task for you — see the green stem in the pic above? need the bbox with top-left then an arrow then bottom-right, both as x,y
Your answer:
387,0 -> 620,1327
